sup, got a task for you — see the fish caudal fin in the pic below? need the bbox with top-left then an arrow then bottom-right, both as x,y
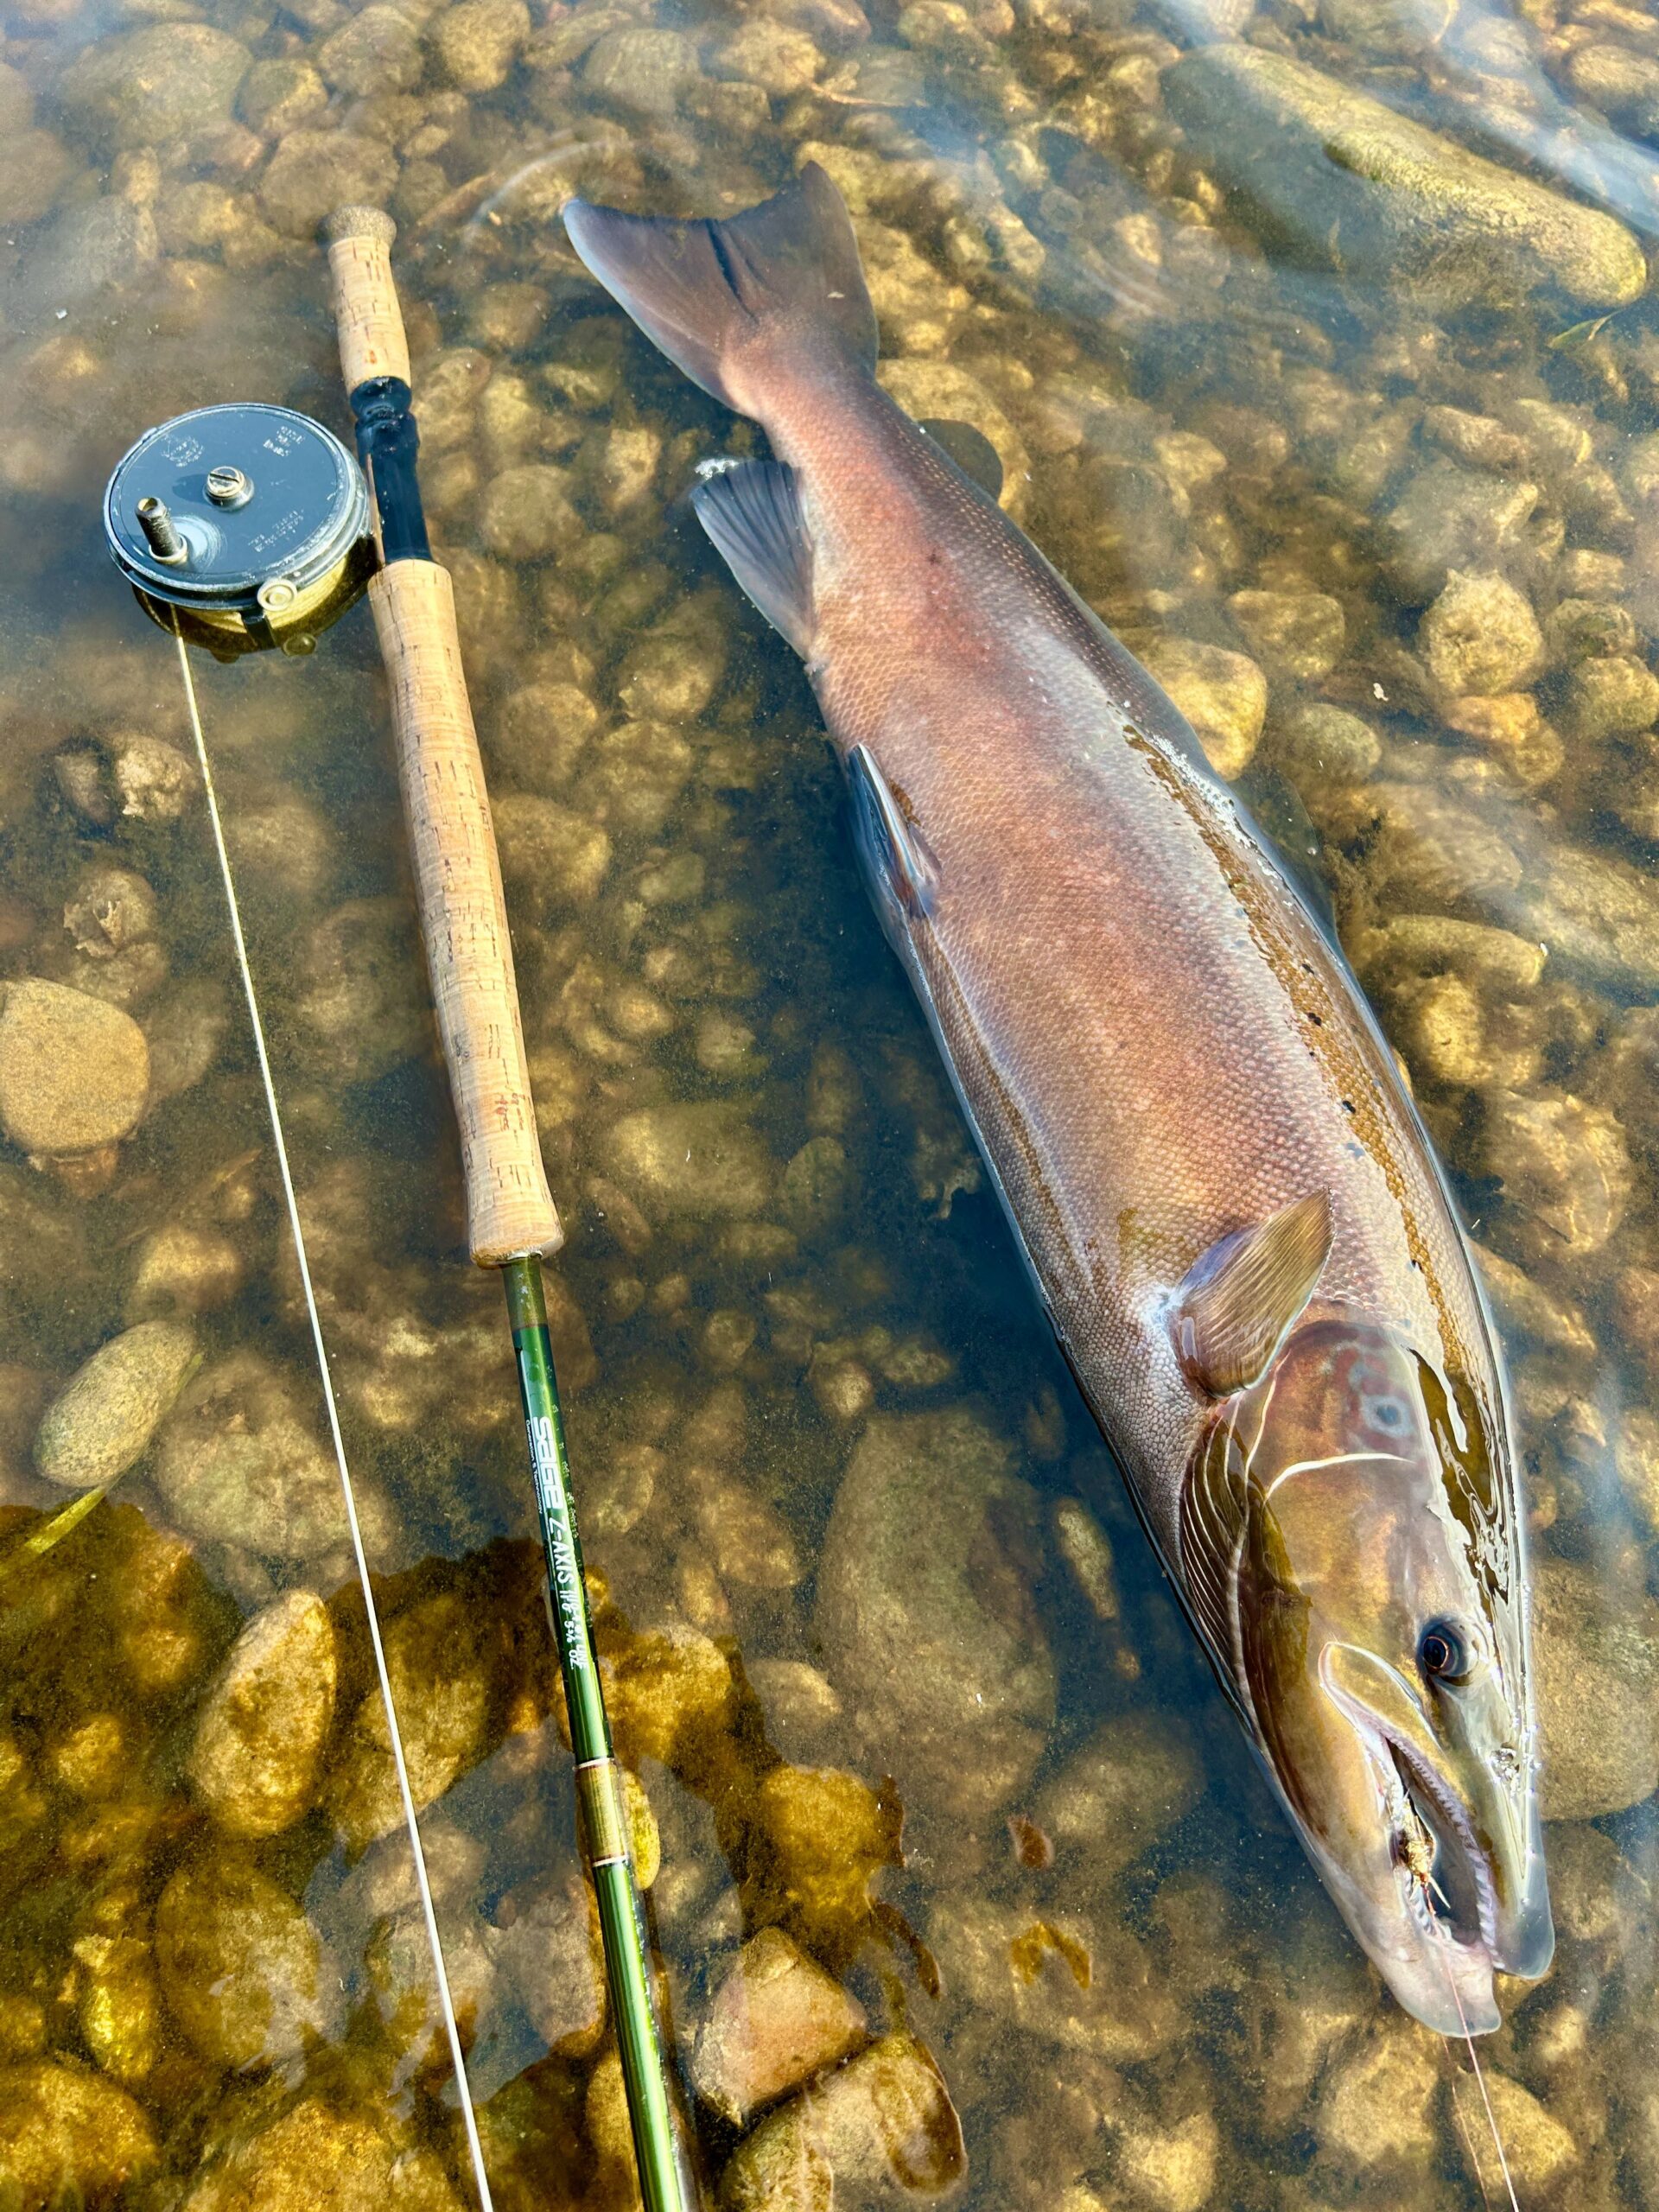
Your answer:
563,164 -> 877,417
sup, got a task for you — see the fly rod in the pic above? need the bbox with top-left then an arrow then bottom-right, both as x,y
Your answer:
322,205 -> 696,2212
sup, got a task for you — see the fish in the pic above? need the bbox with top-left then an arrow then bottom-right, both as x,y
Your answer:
563,165 -> 1554,2035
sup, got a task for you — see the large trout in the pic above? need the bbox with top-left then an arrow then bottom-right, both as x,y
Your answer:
564,167 -> 1553,2032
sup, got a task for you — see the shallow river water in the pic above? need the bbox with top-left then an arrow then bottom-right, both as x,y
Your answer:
3,0 -> 1659,2203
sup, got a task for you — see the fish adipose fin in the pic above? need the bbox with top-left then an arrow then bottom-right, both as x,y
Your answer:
1173,1191 -> 1332,1397
848,744 -> 939,924
692,461 -> 816,657
563,164 -> 877,416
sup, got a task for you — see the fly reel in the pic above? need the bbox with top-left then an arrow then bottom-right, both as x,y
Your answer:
103,403 -> 373,660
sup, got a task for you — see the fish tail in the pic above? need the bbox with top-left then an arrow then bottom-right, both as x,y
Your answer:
563,164 -> 877,422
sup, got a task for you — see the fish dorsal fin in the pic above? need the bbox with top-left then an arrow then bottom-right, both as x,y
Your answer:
1173,1192 -> 1332,1398
918,417 -> 1004,503
847,743 -> 939,921
691,459 -> 816,658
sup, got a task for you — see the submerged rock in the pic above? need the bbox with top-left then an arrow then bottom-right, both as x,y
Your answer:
721,2031 -> 965,2210
815,1410 -> 1055,1819
691,1928 -> 868,2124
0,979 -> 148,1155
1166,46 -> 1644,311
1419,571 -> 1543,697
328,1591 -> 488,1850
929,1896 -> 1179,2063
602,1102 -> 773,1220
154,1351 -> 391,1561
1533,1555 -> 1659,1820
155,1851 -> 338,2068
34,1321 -> 198,1491
58,23 -> 251,149
0,2060 -> 156,2202
1033,1712 -> 1204,1881
188,1590 -> 337,1838
181,2095 -> 463,2212
1135,637 -> 1266,780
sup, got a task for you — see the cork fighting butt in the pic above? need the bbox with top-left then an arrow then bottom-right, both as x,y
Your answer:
323,204 -> 411,395
327,204 -> 562,1268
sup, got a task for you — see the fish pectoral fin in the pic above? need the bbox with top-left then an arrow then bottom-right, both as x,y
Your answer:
847,743 -> 939,923
691,459 -> 816,658
1173,1191 -> 1333,1397
918,417 -> 1004,503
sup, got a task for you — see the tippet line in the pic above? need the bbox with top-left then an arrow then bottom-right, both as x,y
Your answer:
173,626 -> 497,2212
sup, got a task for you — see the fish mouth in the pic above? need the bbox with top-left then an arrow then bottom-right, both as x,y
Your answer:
1385,1736 -> 1497,1962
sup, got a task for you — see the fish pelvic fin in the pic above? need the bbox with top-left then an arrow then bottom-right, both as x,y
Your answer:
563,164 -> 877,417
693,461 -> 816,657
848,743 -> 940,928
1173,1191 -> 1333,1397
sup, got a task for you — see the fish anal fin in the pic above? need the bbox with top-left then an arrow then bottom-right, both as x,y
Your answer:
848,744 -> 939,922
691,460 -> 815,658
1174,1191 -> 1332,1398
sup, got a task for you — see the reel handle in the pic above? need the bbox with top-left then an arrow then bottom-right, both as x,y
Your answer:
327,207 -> 563,1268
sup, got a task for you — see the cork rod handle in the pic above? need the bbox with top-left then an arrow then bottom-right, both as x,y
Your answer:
368,563 -> 563,1265
327,204 -> 561,1267
323,204 -> 411,392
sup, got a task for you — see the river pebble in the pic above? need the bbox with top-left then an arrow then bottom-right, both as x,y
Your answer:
0,980 -> 149,1157
721,2031 -> 965,2210
0,2060 -> 156,2203
691,1927 -> 868,2124
33,1320 -> 197,1491
187,1589 -> 337,1838
153,1351 -> 392,1561
155,1850 -> 338,2068
816,1408 -> 1054,1819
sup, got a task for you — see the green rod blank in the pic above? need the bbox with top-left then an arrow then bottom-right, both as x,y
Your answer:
504,1255 -> 693,2212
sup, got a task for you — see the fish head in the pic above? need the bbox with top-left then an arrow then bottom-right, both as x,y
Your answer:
1187,1313 -> 1553,2034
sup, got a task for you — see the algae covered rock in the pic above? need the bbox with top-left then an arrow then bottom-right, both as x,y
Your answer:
602,1102 -> 774,1221
1419,571 -> 1543,697
0,978 -> 148,1154
258,131 -> 398,239
1165,46 -> 1645,312
0,2060 -> 156,2202
58,23 -> 251,149
188,1589 -> 338,1838
181,2095 -> 464,2212
721,2031 -> 965,2210
434,0 -> 530,90
691,1928 -> 868,2123
329,1590 -> 488,1849
155,1850 -> 339,2068
815,1410 -> 1055,1818
1135,636 -> 1267,780
34,1320 -> 198,1491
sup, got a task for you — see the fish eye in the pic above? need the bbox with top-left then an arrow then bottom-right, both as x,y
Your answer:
1360,1390 -> 1409,1433
1419,1620 -> 1471,1686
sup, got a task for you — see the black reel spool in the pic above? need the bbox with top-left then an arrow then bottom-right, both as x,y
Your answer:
103,403 -> 373,661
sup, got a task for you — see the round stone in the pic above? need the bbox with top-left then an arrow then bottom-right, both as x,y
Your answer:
0,979 -> 149,1154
